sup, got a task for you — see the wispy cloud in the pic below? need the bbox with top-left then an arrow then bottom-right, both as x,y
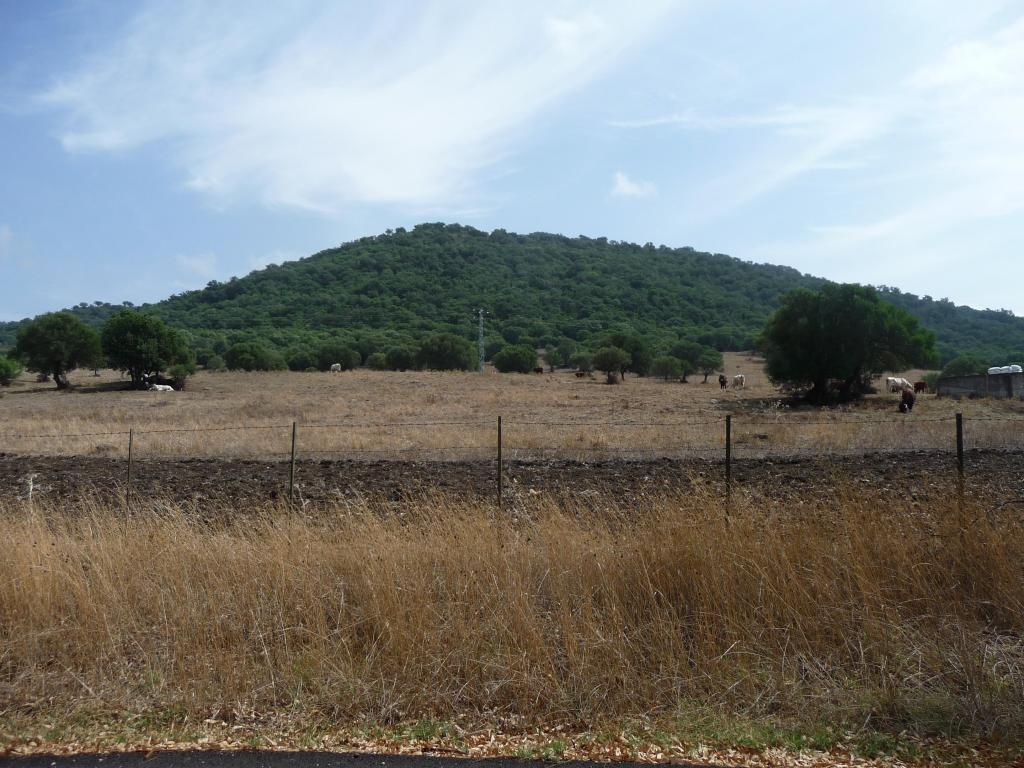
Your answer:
39,1 -> 672,216
610,170 -> 656,198
175,252 -> 218,280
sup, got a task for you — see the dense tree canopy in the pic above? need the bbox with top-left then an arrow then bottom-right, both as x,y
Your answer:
761,284 -> 938,403
2,225 -> 1022,366
12,312 -> 102,389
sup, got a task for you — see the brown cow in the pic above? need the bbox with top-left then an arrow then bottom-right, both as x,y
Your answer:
913,381 -> 927,393
533,367 -> 544,374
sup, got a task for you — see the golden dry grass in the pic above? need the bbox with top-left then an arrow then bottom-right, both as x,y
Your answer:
1,353 -> 1022,459
1,490 -> 1021,747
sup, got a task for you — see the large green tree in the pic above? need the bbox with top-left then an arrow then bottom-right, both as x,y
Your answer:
101,310 -> 192,389
592,346 -> 631,384
12,312 -> 102,389
416,333 -> 474,371
760,284 -> 938,403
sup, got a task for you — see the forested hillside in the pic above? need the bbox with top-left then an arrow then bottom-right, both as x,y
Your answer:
2,223 -> 1023,364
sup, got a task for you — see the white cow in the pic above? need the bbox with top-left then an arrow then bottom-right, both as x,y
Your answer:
887,376 -> 911,392
329,363 -> 342,372
149,384 -> 174,392
732,374 -> 745,389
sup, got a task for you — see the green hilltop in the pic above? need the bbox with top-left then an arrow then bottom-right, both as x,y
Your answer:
2,222 -> 1023,364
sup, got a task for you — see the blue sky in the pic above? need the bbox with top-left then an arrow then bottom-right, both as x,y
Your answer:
2,0 -> 1023,321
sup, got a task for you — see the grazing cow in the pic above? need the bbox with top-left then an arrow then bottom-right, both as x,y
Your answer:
899,387 -> 916,413
574,370 -> 587,378
329,363 -> 342,372
533,367 -> 544,374
732,374 -> 745,389
913,381 -> 927,394
718,374 -> 728,389
149,383 -> 174,392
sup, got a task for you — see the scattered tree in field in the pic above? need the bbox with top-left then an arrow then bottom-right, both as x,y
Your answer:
601,332 -> 651,377
225,341 -> 286,371
416,333 -> 474,371
697,348 -> 724,383
101,310 -> 192,389
12,312 -> 102,389
940,354 -> 987,378
569,351 -> 592,372
651,356 -> 683,381
760,284 -> 937,403
543,339 -> 577,372
592,346 -> 631,384
366,352 -> 388,370
0,356 -> 22,386
493,345 -> 537,373
385,346 -> 415,371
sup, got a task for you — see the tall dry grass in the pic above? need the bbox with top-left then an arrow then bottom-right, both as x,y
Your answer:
1,490 -> 1022,740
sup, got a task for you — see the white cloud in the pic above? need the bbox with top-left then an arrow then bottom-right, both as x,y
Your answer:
40,1 -> 672,215
611,170 -> 656,198
175,252 -> 218,280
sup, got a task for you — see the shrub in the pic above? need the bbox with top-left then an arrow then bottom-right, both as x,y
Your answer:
492,345 -> 537,374
940,354 -> 988,378
0,356 -> 22,386
366,352 -> 388,370
168,361 -> 197,390
285,346 -> 317,372
205,355 -> 226,372
385,347 -> 415,371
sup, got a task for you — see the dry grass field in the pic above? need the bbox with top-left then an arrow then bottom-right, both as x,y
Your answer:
2,352 -> 1022,460
1,490 -> 1022,764
3,354 -> 1024,764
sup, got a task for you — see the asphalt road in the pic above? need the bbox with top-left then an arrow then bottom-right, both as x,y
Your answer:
1,753 -> 722,768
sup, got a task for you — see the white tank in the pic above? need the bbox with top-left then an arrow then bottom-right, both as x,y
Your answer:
988,367 -> 1003,375
1011,364 -> 1023,373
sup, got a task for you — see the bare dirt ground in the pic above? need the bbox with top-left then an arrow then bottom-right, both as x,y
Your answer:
3,449 -> 1021,513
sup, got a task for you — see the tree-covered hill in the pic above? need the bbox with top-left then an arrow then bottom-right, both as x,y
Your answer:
2,223 -> 1023,364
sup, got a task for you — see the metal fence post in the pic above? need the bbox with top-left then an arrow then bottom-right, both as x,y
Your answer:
725,415 -> 732,515
289,421 -> 298,503
126,428 -> 134,515
956,412 -> 964,519
497,415 -> 503,509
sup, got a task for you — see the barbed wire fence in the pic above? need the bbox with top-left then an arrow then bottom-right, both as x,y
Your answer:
2,412 -> 1023,511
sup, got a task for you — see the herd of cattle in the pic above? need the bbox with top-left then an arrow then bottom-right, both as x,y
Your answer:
144,365 -> 924,400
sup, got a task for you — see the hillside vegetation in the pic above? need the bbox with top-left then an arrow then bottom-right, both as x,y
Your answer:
2,223 -> 1023,363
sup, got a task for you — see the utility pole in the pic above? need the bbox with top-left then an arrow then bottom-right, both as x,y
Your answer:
477,308 -> 486,372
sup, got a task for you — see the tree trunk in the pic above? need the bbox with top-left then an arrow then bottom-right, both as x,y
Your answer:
605,371 -> 619,385
53,371 -> 70,389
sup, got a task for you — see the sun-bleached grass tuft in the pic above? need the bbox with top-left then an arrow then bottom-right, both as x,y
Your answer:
1,489 -> 1021,745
